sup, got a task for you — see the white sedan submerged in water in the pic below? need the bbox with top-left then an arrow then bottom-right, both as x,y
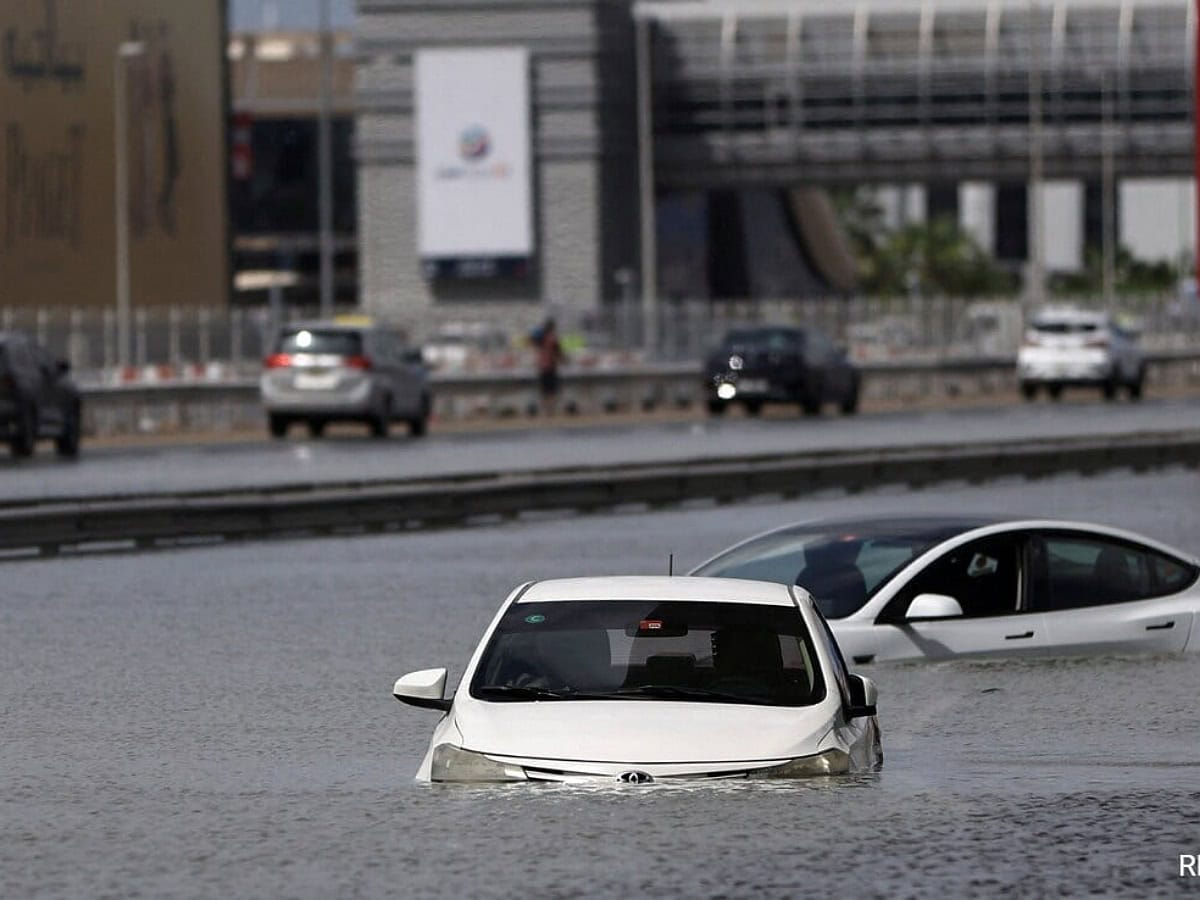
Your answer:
393,576 -> 882,784
690,516 -> 1200,664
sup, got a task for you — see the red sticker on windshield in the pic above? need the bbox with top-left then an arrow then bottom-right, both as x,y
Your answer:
640,619 -> 663,631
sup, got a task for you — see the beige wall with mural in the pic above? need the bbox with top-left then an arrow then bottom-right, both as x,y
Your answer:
1,0 -> 226,311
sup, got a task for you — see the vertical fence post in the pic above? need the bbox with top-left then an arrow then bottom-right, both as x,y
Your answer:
169,307 -> 182,369
199,308 -> 211,365
231,308 -> 243,373
135,309 -> 147,368
103,309 -> 116,375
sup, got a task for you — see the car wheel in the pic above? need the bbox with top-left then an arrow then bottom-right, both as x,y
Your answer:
839,377 -> 860,415
801,381 -> 822,417
55,405 -> 81,458
10,403 -> 36,458
370,398 -> 390,438
706,398 -> 727,416
268,414 -> 289,438
307,419 -> 326,438
1128,369 -> 1145,401
1020,382 -> 1037,401
1102,379 -> 1117,401
1047,384 -> 1063,401
407,394 -> 431,437
744,399 -> 763,417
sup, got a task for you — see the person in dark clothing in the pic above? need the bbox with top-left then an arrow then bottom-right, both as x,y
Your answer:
533,318 -> 565,416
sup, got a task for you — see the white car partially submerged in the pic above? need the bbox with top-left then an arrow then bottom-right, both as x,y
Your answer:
393,576 -> 882,784
691,515 -> 1200,664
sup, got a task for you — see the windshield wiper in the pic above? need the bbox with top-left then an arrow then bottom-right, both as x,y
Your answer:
475,685 -> 576,700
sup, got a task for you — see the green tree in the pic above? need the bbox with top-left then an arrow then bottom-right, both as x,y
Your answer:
860,217 -> 1016,297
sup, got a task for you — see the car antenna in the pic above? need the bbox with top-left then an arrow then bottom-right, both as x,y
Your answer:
668,553 -> 674,576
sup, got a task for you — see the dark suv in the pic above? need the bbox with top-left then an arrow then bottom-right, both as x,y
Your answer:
705,325 -> 859,417
0,332 -> 82,458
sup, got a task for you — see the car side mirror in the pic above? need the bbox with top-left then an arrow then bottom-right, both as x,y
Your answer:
393,668 -> 452,711
905,593 -> 964,621
846,673 -> 877,718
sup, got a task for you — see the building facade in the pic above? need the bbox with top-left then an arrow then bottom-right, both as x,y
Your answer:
354,0 -> 640,326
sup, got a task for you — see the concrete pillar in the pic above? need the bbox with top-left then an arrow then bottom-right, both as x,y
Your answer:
959,182 -> 995,253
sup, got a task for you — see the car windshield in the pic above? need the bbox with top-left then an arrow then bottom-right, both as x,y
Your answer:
470,600 -> 825,707
1031,320 -> 1102,335
277,329 -> 362,356
691,520 -> 981,618
721,328 -> 801,351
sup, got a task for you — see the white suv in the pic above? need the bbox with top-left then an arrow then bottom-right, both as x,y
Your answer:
1017,307 -> 1145,401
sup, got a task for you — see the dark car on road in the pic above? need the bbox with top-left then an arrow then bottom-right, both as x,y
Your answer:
705,326 -> 860,417
0,332 -> 82,459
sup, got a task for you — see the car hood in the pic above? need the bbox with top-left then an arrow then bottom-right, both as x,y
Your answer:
452,697 -> 836,765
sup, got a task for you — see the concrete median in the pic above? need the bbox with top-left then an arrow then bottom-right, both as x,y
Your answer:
2,428 -> 1198,558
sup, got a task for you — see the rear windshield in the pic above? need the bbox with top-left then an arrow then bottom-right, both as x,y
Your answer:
470,599 -> 825,707
1031,320 -> 1102,335
277,329 -> 362,356
721,328 -> 803,351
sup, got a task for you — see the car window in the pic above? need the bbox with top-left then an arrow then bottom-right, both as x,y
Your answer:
887,534 -> 1021,619
1031,320 -> 1102,335
470,600 -> 826,708
811,610 -> 851,707
693,524 -> 964,619
722,329 -> 802,352
277,329 -> 362,356
1027,533 -> 1198,611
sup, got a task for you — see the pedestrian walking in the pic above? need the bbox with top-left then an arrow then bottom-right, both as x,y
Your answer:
533,318 -> 565,416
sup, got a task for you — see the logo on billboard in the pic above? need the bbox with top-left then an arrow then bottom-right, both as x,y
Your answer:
458,124 -> 490,162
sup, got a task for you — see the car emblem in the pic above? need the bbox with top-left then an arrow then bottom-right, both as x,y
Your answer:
617,770 -> 654,785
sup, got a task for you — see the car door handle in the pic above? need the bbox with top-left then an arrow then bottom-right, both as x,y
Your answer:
1005,631 -> 1035,640
1145,621 -> 1175,631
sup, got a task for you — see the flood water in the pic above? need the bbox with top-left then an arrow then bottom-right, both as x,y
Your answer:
4,469 -> 1200,897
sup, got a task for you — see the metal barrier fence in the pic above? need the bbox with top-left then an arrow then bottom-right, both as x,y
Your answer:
3,295 -> 1198,379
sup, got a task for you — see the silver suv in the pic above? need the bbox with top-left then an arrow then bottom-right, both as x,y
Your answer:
1017,307 -> 1145,401
260,321 -> 431,438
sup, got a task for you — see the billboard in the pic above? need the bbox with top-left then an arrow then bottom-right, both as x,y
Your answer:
0,0 -> 227,310
415,47 -> 533,280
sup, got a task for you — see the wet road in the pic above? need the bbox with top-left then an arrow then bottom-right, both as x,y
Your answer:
2,395 -> 1199,502
4,469 -> 1200,896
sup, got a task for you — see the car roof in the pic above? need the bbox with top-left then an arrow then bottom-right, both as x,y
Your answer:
698,514 -> 1198,567
762,512 -> 1016,536
518,576 -> 798,607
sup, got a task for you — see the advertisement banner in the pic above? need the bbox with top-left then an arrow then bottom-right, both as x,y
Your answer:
415,47 -> 533,279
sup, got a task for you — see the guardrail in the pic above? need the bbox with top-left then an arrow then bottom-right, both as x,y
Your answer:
78,350 -> 1200,436
3,429 -> 1198,558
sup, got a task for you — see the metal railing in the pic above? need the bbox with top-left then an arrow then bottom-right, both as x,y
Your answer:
3,294 -> 1198,380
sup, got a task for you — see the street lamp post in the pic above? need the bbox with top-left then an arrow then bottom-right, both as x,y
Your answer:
1027,0 -> 1046,306
114,40 -> 145,370
317,0 -> 334,318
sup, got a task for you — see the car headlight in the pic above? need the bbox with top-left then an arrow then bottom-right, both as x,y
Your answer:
430,744 -> 528,783
759,749 -> 851,778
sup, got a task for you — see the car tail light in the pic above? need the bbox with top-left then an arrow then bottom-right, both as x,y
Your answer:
1022,332 -> 1042,347
1085,335 -> 1110,348
345,355 -> 372,370
263,353 -> 293,369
